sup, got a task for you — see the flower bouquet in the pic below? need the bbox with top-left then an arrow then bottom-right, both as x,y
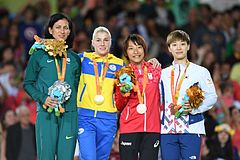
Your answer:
29,35 -> 68,57
115,66 -> 136,97
175,82 -> 204,118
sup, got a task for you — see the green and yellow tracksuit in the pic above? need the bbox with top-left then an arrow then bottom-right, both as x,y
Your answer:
23,49 -> 81,160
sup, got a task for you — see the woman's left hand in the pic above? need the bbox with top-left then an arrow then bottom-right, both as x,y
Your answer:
148,58 -> 161,68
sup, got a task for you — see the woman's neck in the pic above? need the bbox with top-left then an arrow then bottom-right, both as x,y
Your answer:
174,59 -> 188,65
95,52 -> 108,58
130,61 -> 144,69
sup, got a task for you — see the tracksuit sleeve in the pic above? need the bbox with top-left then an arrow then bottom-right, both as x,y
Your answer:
190,68 -> 218,115
23,52 -> 48,105
114,85 -> 129,112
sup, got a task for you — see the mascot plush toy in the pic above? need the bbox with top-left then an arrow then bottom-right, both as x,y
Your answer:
175,82 -> 204,118
45,88 -> 65,117
115,66 -> 136,97
43,80 -> 71,117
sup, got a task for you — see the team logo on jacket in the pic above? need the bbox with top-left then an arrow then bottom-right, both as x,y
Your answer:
206,79 -> 212,85
109,64 -> 116,71
148,73 -> 153,79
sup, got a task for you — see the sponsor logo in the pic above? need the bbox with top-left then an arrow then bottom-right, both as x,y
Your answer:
78,128 -> 84,135
88,62 -> 93,65
153,140 -> 159,148
47,59 -> 54,63
120,141 -> 132,146
189,156 -> 197,159
65,136 -> 74,140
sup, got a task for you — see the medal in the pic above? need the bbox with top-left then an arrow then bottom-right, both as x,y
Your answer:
94,95 -> 105,105
93,57 -> 109,105
43,51 -> 69,116
130,64 -> 148,114
137,104 -> 147,114
171,61 -> 189,117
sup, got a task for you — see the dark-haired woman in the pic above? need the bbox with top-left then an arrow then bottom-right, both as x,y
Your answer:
114,34 -> 162,160
23,13 -> 81,160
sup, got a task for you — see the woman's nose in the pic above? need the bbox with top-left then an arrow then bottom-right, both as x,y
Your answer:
133,48 -> 138,53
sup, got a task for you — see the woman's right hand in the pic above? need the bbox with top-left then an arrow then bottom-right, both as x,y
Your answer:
44,96 -> 58,108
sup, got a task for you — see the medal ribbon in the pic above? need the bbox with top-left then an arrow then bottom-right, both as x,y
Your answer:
135,66 -> 148,104
54,54 -> 67,81
93,57 -> 109,95
171,62 -> 189,105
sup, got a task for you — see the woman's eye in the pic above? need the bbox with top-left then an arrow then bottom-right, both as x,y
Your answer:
63,26 -> 69,30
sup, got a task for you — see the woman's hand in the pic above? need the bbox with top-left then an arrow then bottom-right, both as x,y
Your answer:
182,101 -> 193,115
44,96 -> 58,108
148,58 -> 161,68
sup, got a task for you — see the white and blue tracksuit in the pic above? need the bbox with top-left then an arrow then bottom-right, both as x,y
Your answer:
160,62 -> 217,160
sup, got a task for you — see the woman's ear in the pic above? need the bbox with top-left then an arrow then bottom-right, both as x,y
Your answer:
168,46 -> 172,53
91,40 -> 95,51
48,27 -> 52,35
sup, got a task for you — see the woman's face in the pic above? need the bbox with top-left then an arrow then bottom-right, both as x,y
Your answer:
127,40 -> 145,65
168,40 -> 190,63
218,131 -> 229,144
4,110 -> 17,127
9,24 -> 19,38
92,31 -> 111,57
49,19 -> 70,41
3,48 -> 14,62
231,108 -> 240,121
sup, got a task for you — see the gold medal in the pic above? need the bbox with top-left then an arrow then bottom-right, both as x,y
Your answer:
136,104 -> 147,114
94,95 -> 104,105
93,57 -> 109,106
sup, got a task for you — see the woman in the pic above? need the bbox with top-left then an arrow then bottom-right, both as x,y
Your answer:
206,123 -> 238,160
77,27 -> 160,160
23,13 -> 81,160
77,26 -> 125,160
160,30 -> 217,160
114,34 -> 162,160
0,109 -> 17,160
